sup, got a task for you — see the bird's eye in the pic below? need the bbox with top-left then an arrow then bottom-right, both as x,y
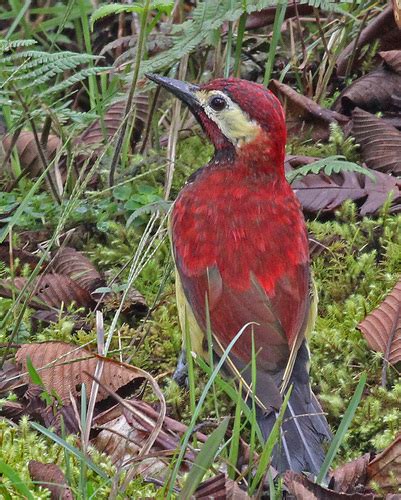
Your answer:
209,96 -> 226,111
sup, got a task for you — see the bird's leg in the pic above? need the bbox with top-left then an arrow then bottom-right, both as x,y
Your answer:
172,348 -> 188,387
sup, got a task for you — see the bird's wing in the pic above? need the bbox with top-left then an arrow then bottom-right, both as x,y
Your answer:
174,253 -> 311,411
171,176 -> 311,412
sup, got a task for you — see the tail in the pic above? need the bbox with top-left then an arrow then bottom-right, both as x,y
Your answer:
256,341 -> 331,475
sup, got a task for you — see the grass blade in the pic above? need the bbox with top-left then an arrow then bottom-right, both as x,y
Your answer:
263,1 -> 287,86
0,459 -> 35,500
166,321 -> 256,498
317,372 -> 367,484
249,386 -> 292,495
30,422 -> 108,480
180,417 -> 229,499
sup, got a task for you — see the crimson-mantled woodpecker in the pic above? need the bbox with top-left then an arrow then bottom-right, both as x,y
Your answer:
147,73 -> 331,474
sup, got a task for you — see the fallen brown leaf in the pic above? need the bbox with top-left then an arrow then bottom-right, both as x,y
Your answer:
392,0 -> 401,29
380,50 -> 401,74
287,163 -> 401,217
93,412 -> 170,477
336,6 -> 401,77
284,470 -> 375,499
270,80 -> 349,141
15,341 -> 143,404
351,108 -> 401,175
332,67 -> 401,115
0,274 -> 95,311
329,453 -> 372,494
368,434 -> 401,493
244,2 -> 313,30
195,473 -> 250,499
0,243 -> 43,273
49,247 -> 105,295
28,461 -> 73,500
103,286 -> 148,318
2,131 -> 60,178
358,278 -> 401,367
76,95 -> 148,151
2,95 -> 148,187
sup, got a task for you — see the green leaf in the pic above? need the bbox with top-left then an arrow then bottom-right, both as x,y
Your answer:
26,355 -> 44,386
126,200 -> 171,227
0,460 -> 35,500
286,156 -> 376,184
113,184 -> 132,201
90,1 -> 173,29
180,418 -> 230,499
249,386 -> 292,494
317,372 -> 367,484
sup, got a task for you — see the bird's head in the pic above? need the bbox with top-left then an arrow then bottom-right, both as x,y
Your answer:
147,74 -> 286,172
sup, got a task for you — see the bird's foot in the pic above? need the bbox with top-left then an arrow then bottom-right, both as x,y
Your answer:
172,349 -> 188,388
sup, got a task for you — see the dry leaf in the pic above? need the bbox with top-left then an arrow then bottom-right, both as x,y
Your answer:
270,80 -> 349,141
332,68 -> 401,115
0,362 -> 23,393
2,131 -> 60,178
50,247 -> 148,316
368,434 -> 401,493
76,95 -> 148,152
0,274 -> 95,311
380,50 -> 401,74
352,108 -> 401,175
358,278 -> 401,366
28,461 -> 73,500
49,247 -> 105,294
289,165 -> 401,217
93,398 -> 209,477
337,6 -> 401,77
392,0 -> 401,29
284,471 -> 374,499
0,243 -> 43,273
15,341 -> 143,404
195,473 -> 250,499
330,454 -> 372,494
245,2 -> 313,30
103,286 -> 148,317
93,412 -> 169,477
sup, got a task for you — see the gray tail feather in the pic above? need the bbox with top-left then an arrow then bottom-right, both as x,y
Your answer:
256,343 -> 332,475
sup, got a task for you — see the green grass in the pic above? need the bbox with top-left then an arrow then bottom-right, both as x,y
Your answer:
0,0 -> 400,497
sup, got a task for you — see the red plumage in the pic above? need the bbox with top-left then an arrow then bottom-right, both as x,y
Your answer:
171,80 -> 309,365
146,74 -> 331,474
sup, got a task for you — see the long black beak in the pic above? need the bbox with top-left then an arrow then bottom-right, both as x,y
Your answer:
146,73 -> 200,109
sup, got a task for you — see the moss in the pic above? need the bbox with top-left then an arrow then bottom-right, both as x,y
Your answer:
309,202 -> 401,463
0,417 -> 154,498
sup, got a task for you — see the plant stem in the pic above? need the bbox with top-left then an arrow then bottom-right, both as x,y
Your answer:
263,1 -> 287,86
108,0 -> 151,187
233,12 -> 247,78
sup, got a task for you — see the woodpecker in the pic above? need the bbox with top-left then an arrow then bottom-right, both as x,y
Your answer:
147,74 -> 331,474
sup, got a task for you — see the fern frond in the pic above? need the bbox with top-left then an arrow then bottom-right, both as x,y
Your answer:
0,44 -> 109,95
39,67 -> 110,97
90,0 -> 173,29
14,57 -> 103,86
0,39 -> 37,53
286,156 -> 376,184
